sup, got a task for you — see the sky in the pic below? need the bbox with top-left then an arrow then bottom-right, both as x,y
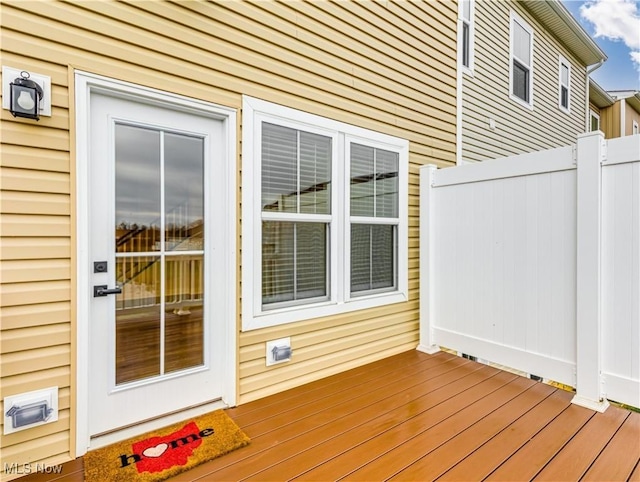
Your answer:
562,0 -> 640,92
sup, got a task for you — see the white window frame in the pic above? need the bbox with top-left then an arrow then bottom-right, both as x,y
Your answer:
509,11 -> 534,110
242,96 -> 409,331
558,56 -> 571,114
590,109 -> 600,132
460,0 -> 475,75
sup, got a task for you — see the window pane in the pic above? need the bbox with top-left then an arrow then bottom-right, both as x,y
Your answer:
591,114 -> 600,132
165,255 -> 204,373
115,256 -> 161,384
351,224 -> 395,294
561,86 -> 569,108
299,131 -> 331,215
262,221 -> 327,306
262,123 -> 298,212
513,20 -> 531,65
561,63 -> 569,85
350,144 -> 399,218
462,22 -> 470,68
351,144 -> 375,217
262,123 -> 331,214
513,59 -> 529,102
115,124 -> 161,253
164,133 -> 204,251
376,149 -> 399,218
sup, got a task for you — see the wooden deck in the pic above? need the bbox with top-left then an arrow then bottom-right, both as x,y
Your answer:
20,350 -> 640,481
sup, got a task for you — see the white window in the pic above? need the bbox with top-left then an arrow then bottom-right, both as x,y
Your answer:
461,0 -> 475,73
510,12 -> 534,109
633,120 -> 639,135
242,96 -> 409,330
590,110 -> 600,132
559,56 -> 571,113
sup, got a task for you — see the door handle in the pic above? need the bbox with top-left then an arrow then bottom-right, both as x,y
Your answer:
94,285 -> 122,297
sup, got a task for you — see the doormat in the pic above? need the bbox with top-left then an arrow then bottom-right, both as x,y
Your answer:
84,410 -> 250,482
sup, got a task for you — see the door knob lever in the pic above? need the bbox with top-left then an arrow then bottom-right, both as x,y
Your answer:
94,285 -> 122,297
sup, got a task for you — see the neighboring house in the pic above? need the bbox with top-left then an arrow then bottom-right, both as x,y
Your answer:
589,82 -> 640,138
459,0 -> 606,163
0,0 -> 457,477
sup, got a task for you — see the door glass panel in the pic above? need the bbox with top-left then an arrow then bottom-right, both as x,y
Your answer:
115,125 -> 161,253
114,124 -> 206,386
164,133 -> 204,251
165,256 -> 204,373
115,256 -> 161,384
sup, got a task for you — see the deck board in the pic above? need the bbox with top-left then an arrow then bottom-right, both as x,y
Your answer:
17,350 -> 639,482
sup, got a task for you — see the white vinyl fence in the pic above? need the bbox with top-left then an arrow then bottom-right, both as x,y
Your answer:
419,132 -> 640,410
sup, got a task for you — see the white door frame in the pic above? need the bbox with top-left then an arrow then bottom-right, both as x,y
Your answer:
74,71 -> 237,456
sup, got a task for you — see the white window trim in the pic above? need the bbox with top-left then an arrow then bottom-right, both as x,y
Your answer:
590,109 -> 600,132
558,55 -> 571,114
509,11 -> 534,110
460,0 -> 475,75
241,96 -> 409,331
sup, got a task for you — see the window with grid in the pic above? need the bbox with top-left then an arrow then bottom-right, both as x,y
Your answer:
559,57 -> 571,112
242,96 -> 408,330
510,13 -> 533,107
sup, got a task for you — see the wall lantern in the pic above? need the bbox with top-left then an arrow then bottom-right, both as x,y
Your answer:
10,71 -> 44,120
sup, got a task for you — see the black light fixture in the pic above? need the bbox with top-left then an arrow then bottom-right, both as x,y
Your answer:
9,71 -> 43,120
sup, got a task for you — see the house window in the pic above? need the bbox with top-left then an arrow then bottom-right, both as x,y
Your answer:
590,110 -> 600,132
559,56 -> 571,113
510,12 -> 534,108
261,123 -> 332,307
242,96 -> 409,330
461,0 -> 474,72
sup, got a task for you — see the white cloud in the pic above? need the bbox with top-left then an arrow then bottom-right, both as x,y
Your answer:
580,0 -> 640,49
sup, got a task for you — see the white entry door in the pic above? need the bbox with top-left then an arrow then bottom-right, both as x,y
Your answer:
87,89 -> 229,438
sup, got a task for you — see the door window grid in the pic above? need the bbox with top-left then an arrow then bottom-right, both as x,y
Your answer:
114,123 -> 205,384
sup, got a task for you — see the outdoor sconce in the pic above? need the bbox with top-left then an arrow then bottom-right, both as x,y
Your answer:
9,71 -> 43,120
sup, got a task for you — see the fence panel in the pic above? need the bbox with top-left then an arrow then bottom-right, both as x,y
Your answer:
601,136 -> 640,407
421,133 -> 640,409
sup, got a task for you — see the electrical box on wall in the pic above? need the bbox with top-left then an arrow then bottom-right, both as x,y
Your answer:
4,387 -> 58,435
266,337 -> 292,366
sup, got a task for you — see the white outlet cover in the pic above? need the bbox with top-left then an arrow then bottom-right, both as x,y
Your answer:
2,65 -> 52,116
3,386 -> 58,435
266,337 -> 291,366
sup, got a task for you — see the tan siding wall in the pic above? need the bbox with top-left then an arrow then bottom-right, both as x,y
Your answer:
462,1 -> 587,162
601,102 -> 621,139
0,0 -> 457,473
624,101 -> 640,135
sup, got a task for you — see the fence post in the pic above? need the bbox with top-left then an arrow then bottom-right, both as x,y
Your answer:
418,164 -> 440,354
572,131 -> 609,412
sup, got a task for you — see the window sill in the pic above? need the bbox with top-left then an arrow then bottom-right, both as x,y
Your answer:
509,94 -> 534,111
242,290 -> 408,331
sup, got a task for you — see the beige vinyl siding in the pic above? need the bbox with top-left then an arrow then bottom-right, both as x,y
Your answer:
0,0 -> 457,473
601,102 -> 621,139
462,1 -> 587,162
624,101 -> 640,136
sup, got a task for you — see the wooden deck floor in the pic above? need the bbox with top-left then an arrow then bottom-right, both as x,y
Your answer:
21,350 -> 640,481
